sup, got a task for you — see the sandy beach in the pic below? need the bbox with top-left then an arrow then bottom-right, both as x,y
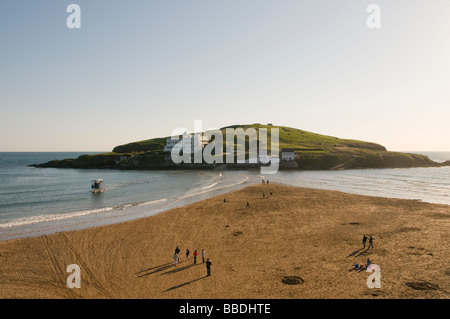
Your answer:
0,183 -> 449,299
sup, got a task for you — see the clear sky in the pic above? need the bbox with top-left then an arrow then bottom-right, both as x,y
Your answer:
1,0 -> 449,152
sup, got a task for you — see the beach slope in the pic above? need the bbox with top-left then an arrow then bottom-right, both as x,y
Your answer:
0,184 -> 449,299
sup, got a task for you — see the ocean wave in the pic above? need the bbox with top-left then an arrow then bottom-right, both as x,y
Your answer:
0,198 -> 168,229
0,175 -> 249,231
178,176 -> 249,200
199,172 -> 224,190
105,179 -> 150,191
132,198 -> 168,207
0,207 -> 117,229
201,182 -> 219,190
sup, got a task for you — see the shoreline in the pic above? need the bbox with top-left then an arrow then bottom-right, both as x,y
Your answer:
1,169 -> 450,242
0,183 -> 449,299
29,159 -> 450,171
0,175 -> 254,242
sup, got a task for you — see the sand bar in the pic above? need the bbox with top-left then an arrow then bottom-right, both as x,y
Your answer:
0,183 -> 449,299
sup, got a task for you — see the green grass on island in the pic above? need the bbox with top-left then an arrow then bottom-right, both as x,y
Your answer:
31,124 -> 448,170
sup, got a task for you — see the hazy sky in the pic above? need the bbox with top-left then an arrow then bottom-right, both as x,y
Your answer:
1,0 -> 449,152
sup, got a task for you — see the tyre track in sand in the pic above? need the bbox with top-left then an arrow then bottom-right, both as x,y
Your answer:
60,233 -> 114,298
39,235 -> 71,298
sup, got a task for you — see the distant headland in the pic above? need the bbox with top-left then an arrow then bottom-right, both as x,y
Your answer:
29,124 -> 450,171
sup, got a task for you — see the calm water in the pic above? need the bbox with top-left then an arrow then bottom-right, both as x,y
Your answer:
271,151 -> 450,206
0,151 -> 449,240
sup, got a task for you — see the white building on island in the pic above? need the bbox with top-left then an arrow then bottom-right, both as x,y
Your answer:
163,131 -> 209,154
281,148 -> 295,162
258,154 -> 280,164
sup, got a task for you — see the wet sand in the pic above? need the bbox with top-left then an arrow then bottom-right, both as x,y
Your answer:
0,183 -> 449,299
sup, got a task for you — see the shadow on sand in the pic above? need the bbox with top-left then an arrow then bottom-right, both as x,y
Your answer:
164,276 -> 208,292
136,262 -> 175,278
160,263 -> 201,276
137,261 -> 202,278
356,248 -> 372,257
347,247 -> 372,258
347,248 -> 363,258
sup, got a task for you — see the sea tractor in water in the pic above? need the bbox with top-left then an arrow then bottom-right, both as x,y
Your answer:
91,179 -> 105,193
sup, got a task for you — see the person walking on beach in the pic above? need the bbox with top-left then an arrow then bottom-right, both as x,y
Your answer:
186,248 -> 190,260
175,246 -> 180,255
362,234 -> 368,248
193,250 -> 198,264
206,258 -> 212,276
368,236 -> 374,249
246,201 -> 250,208
173,253 -> 179,266
201,249 -> 205,263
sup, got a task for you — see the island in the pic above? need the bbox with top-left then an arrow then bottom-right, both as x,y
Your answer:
29,124 -> 450,170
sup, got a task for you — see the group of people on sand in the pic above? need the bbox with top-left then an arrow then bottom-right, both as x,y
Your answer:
262,191 -> 273,198
349,258 -> 372,272
173,246 -> 212,276
348,234 -> 375,272
362,234 -> 374,249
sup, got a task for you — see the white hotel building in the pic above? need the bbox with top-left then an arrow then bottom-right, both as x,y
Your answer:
163,132 -> 209,154
163,132 -> 280,164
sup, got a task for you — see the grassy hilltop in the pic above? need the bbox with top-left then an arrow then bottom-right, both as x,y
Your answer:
31,124 -> 447,170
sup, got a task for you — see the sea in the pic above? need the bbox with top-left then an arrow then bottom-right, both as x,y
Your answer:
0,151 -> 449,241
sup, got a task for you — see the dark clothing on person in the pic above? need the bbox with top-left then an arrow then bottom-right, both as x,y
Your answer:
368,236 -> 374,249
362,235 -> 368,248
206,259 -> 212,276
